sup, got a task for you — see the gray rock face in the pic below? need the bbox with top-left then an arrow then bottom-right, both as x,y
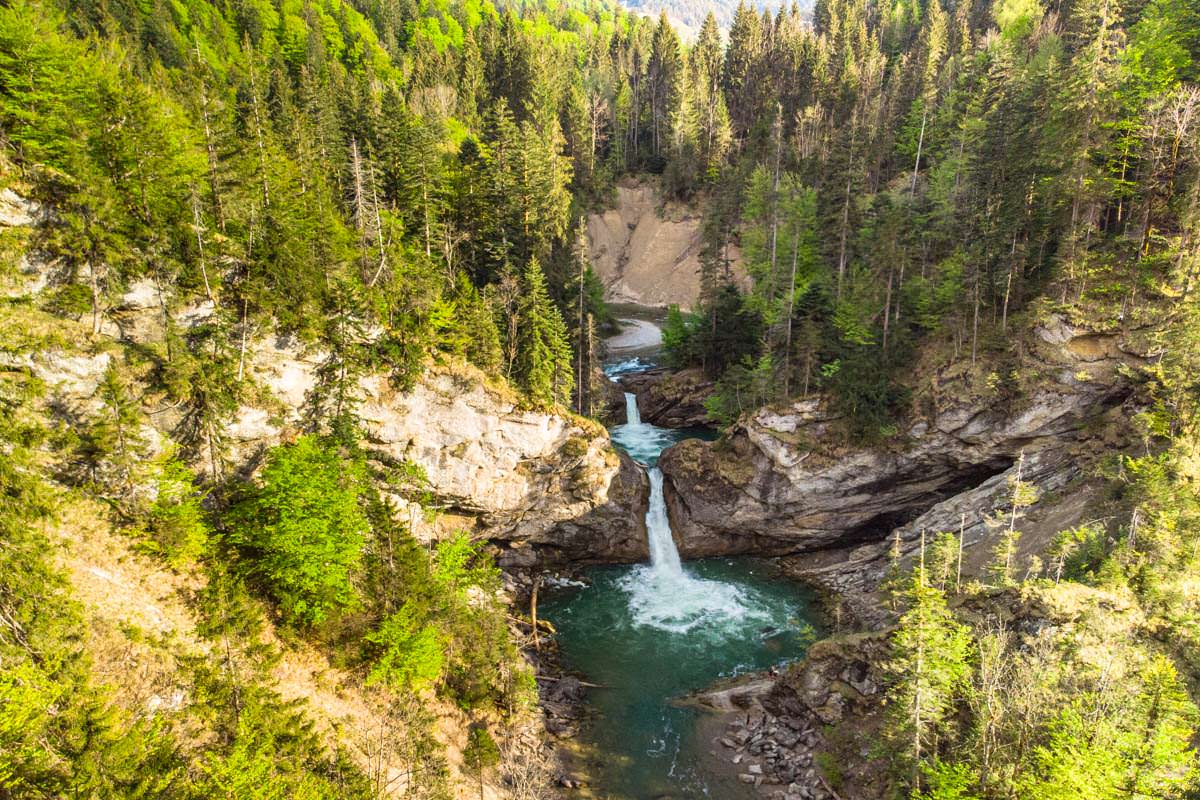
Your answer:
796,448 -> 1085,626
239,355 -> 650,566
659,316 -> 1143,559
618,366 -> 714,428
359,370 -> 648,564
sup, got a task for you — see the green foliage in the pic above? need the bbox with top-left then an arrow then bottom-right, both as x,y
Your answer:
464,724 -> 500,771
363,517 -> 525,712
365,601 -> 445,690
427,532 -> 524,710
228,435 -> 369,625
1016,658 -> 1198,800
672,283 -> 764,381
73,363 -> 146,491
823,343 -> 911,441
513,258 -> 574,406
0,368 -> 195,799
918,760 -> 981,800
145,456 -> 210,566
704,353 -> 777,426
5,0 -> 1200,792
884,569 -> 973,792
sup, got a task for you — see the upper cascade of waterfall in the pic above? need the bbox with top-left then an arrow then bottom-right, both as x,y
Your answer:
625,391 -> 641,427
610,391 -> 679,467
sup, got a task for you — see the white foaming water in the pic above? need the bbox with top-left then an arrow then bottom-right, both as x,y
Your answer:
606,357 -> 649,380
618,394 -> 766,634
610,392 -> 679,467
620,471 -> 764,633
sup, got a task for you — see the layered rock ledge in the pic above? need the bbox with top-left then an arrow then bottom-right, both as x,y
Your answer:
659,315 -> 1146,562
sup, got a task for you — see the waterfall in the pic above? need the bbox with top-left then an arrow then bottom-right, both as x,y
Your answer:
613,388 -> 758,633
624,391 -> 681,573
624,391 -> 641,426
645,468 -> 683,575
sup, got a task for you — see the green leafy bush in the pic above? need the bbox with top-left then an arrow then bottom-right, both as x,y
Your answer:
145,457 -> 209,566
229,436 -> 369,626
365,601 -> 445,690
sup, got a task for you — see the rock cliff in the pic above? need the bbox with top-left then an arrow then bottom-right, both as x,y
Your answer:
659,314 -> 1145,563
228,342 -> 650,564
8,272 -> 648,569
587,179 -> 744,309
356,368 -> 650,566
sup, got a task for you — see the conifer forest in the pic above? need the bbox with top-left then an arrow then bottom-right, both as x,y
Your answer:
1,0 -> 1200,795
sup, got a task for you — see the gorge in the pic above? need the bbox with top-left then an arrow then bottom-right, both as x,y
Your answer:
542,331 -> 816,799
5,0 -> 1200,794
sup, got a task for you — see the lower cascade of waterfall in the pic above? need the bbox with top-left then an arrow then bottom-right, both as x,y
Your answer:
620,465 -> 761,634
542,370 -> 815,799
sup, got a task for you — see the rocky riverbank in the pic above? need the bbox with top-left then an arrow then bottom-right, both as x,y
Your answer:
685,633 -> 889,800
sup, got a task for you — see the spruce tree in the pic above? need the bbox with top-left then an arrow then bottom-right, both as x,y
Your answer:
516,258 -> 574,406
885,557 -> 973,793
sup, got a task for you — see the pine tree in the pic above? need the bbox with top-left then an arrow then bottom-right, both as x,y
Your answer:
647,12 -> 682,160
229,436 -> 370,626
79,363 -> 146,492
988,455 -> 1039,586
885,557 -> 973,793
516,258 -> 574,406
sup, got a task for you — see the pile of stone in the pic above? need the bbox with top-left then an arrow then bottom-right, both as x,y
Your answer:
716,707 -> 833,800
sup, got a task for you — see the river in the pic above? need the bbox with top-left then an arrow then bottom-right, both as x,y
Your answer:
541,318 -> 817,799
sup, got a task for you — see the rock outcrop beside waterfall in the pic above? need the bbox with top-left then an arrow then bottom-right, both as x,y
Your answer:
220,343 -> 648,564
659,314 -> 1146,565
355,369 -> 650,565
618,366 -> 714,428
9,268 -> 648,567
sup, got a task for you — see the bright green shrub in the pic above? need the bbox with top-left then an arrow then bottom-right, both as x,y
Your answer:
229,435 -> 368,625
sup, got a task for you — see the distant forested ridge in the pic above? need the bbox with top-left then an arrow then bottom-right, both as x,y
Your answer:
617,0 -> 811,39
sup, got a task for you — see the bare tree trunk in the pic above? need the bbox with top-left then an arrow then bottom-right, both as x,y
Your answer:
784,226 -> 800,396
1002,233 -> 1017,332
530,576 -> 541,652
576,242 -> 586,414
882,264 -> 894,350
837,174 -> 852,302
237,297 -> 249,382
367,180 -> 389,288
910,106 -> 927,197
197,74 -> 226,232
956,513 -> 965,592
422,164 -> 432,258
836,119 -> 859,302
190,187 -> 214,301
768,107 -> 783,306
89,259 -> 102,337
247,56 -> 271,209
971,272 -> 980,365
